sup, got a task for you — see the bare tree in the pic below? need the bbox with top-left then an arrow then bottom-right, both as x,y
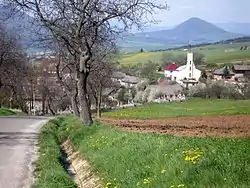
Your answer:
7,0 -> 168,125
55,50 -> 80,116
88,56 -> 121,118
35,57 -> 71,115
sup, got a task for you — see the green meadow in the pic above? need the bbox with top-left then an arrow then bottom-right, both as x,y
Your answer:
103,99 -> 250,119
37,116 -> 250,188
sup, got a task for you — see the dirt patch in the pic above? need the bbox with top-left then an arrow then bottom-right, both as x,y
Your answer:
100,115 -> 250,137
62,140 -> 102,188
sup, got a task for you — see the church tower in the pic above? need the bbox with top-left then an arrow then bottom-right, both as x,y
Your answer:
186,52 -> 194,79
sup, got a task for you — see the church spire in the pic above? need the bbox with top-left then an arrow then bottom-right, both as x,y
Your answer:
188,40 -> 192,52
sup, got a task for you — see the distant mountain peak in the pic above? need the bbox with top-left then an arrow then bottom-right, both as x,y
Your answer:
174,17 -> 226,34
187,17 -> 205,22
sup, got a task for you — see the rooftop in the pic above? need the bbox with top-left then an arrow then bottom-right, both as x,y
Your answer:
164,63 -> 178,71
112,71 -> 126,79
122,75 -> 141,84
153,83 -> 183,96
213,67 -> 235,76
233,65 -> 250,71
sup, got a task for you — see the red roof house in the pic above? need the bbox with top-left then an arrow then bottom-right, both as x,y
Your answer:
164,63 -> 178,71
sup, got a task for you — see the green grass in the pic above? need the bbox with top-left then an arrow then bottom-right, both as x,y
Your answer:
118,42 -> 250,65
53,116 -> 250,188
0,108 -> 17,116
104,99 -> 250,119
35,119 -> 77,188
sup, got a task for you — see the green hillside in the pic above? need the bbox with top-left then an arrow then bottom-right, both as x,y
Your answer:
118,42 -> 250,65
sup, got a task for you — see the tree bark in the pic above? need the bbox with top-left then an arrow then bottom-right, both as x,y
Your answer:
42,89 -> 46,115
96,86 -> 102,118
77,54 -> 93,125
78,72 -> 93,125
70,91 -> 80,117
48,101 -> 56,115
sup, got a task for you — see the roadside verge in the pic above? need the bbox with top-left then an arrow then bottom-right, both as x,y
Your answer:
34,116 -> 101,188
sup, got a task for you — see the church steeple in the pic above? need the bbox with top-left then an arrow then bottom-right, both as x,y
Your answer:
186,52 -> 194,79
188,41 -> 192,53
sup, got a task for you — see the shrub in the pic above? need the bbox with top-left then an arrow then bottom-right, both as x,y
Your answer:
188,81 -> 245,100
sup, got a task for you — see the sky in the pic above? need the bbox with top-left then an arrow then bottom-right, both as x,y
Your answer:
153,0 -> 249,26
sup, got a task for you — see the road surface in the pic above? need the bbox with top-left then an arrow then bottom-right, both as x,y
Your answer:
0,116 -> 49,188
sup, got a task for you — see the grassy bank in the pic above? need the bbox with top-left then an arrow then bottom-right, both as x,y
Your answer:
35,119 -> 77,188
0,108 -> 17,116
53,116 -> 250,188
104,99 -> 250,119
0,108 -> 26,116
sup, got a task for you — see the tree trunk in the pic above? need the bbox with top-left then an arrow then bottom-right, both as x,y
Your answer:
78,72 -> 93,125
70,92 -> 80,117
42,90 -> 46,115
96,87 -> 102,118
48,101 -> 56,116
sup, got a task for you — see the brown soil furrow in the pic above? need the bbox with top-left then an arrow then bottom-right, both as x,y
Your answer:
100,115 -> 250,137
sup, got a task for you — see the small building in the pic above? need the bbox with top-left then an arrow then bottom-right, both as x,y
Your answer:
213,67 -> 235,80
121,75 -> 141,87
148,83 -> 185,102
164,63 -> 178,79
232,65 -> 250,77
112,71 -> 141,88
212,65 -> 250,81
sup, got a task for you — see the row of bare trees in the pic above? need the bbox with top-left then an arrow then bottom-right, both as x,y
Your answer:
4,0 -> 168,125
0,23 -> 32,112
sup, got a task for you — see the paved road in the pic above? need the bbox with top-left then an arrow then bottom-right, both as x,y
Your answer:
0,116 -> 49,188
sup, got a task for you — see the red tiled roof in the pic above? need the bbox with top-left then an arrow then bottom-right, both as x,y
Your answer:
164,63 -> 178,71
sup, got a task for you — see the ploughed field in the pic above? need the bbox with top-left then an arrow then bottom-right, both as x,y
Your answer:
100,115 -> 250,137
102,99 -> 250,137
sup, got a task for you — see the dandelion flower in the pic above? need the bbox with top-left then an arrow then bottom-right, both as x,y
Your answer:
161,169 -> 166,174
105,182 -> 112,188
178,184 -> 185,187
185,156 -> 190,161
143,178 -> 150,184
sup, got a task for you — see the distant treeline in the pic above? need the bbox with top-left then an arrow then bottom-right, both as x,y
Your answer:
149,36 -> 250,52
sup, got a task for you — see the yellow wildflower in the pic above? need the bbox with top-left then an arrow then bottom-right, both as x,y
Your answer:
178,184 -> 185,187
161,169 -> 166,174
183,148 -> 203,164
185,156 -> 191,161
143,178 -> 150,184
105,182 -> 112,188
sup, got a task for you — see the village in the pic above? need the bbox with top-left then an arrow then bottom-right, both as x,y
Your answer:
28,49 -> 250,115
1,1 -> 250,187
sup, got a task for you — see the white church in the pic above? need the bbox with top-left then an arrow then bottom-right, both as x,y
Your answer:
164,52 -> 201,86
